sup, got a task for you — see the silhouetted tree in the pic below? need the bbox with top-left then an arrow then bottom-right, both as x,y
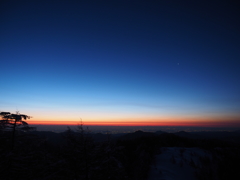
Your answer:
0,111 -> 34,149
63,122 -> 95,180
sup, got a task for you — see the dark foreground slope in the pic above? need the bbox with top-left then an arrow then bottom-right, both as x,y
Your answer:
0,129 -> 240,180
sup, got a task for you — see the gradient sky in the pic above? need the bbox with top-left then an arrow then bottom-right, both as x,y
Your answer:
1,0 -> 240,127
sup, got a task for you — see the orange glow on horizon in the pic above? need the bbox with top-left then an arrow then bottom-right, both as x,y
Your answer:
28,118 -> 240,127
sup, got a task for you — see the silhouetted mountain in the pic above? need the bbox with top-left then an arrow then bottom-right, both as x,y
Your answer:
174,131 -> 201,139
168,130 -> 240,146
119,130 -> 155,140
190,131 -> 240,143
29,131 -> 65,145
234,129 -> 240,134
91,133 -> 109,142
174,130 -> 189,137
155,130 -> 167,135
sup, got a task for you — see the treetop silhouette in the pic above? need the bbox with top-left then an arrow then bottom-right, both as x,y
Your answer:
0,111 -> 35,149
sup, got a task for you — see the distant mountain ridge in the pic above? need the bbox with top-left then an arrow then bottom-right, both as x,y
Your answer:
26,129 -> 240,145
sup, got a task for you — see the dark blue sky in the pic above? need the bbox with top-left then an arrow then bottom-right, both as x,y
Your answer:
1,0 -> 240,126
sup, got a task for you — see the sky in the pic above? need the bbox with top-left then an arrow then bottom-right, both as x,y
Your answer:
1,0 -> 240,127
